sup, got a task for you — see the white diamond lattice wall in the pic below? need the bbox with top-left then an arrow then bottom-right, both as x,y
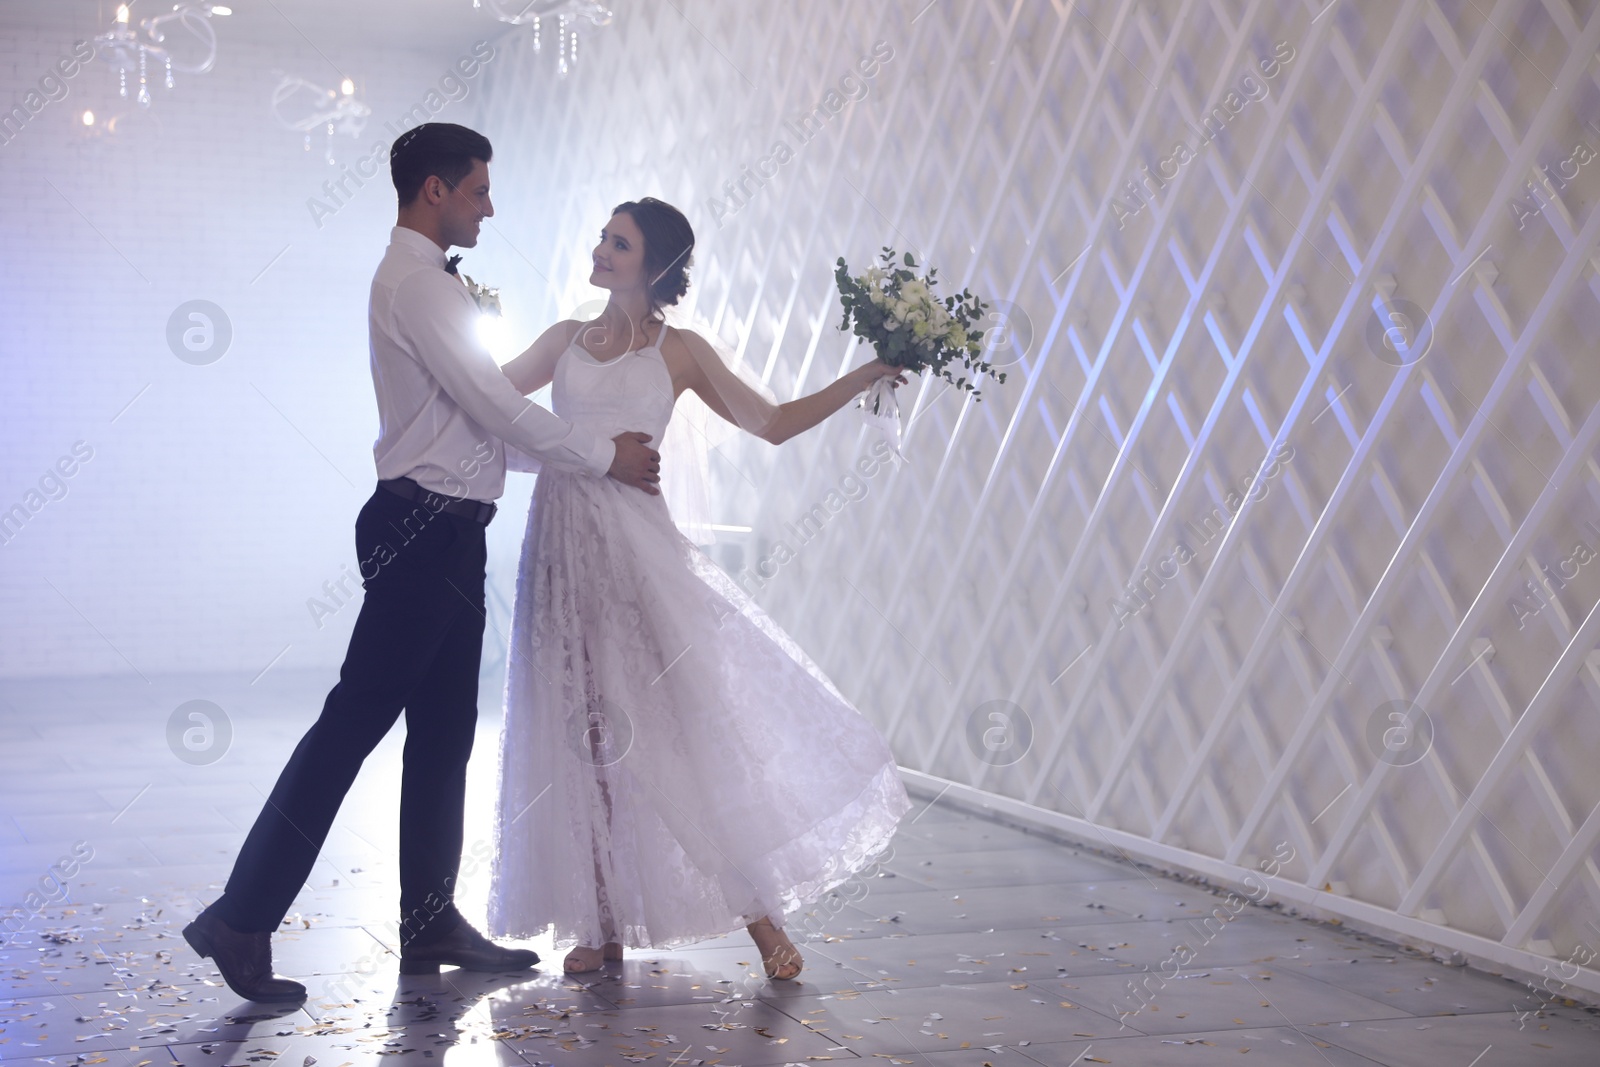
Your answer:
475,0 -> 1600,995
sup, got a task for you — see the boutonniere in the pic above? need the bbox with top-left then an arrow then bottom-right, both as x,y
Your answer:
445,254 -> 502,316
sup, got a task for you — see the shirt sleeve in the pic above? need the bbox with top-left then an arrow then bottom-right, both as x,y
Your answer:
392,269 -> 616,479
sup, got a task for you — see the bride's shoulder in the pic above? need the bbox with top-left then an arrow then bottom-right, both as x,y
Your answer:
660,323 -> 714,356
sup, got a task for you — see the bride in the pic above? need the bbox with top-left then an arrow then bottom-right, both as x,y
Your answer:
487,197 -> 913,979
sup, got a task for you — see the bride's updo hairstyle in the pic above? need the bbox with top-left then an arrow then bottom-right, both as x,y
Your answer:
613,197 -> 694,319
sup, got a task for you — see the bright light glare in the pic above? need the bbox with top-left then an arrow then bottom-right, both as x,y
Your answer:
477,314 -> 512,359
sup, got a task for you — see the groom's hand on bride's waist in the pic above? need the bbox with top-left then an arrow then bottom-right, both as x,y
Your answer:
609,431 -> 662,495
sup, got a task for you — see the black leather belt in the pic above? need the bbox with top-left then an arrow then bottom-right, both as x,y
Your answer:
378,476 -> 497,525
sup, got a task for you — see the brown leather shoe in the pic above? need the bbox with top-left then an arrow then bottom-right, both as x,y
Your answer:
182,908 -> 307,1002
398,920 -> 540,974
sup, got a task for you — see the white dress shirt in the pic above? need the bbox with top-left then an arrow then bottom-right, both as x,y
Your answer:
368,225 -> 616,501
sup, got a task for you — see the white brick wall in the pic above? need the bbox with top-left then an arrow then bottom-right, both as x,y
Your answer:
0,25 -> 534,680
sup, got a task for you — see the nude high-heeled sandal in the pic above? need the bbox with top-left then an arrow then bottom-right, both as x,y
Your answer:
747,916 -> 802,980
563,941 -> 623,973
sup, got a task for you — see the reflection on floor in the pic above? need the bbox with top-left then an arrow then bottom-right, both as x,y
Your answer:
2,671 -> 1598,1066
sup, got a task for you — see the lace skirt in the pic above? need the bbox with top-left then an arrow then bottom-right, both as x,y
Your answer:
487,467 -> 911,950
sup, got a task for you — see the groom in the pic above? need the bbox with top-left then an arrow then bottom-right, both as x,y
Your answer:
183,122 -> 663,1002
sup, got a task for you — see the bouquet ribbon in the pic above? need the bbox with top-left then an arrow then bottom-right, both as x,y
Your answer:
861,376 -> 908,467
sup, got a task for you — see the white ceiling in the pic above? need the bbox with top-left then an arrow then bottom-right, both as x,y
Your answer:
0,0 -> 524,60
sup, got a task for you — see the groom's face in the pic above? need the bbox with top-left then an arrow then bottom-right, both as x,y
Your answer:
441,158 -> 494,249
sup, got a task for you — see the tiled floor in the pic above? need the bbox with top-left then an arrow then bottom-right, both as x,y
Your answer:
2,671 -> 1598,1065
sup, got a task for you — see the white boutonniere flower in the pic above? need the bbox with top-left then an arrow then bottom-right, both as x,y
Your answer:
444,254 -> 502,317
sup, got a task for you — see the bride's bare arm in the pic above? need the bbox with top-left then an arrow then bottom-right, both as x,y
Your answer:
501,320 -> 584,395
678,328 -> 904,446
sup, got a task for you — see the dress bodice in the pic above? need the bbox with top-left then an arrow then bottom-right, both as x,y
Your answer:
551,321 -> 677,449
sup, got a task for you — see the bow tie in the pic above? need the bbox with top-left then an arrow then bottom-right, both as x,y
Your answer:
445,254 -> 462,276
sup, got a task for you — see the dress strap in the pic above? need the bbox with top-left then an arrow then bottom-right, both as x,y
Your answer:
653,320 -> 668,350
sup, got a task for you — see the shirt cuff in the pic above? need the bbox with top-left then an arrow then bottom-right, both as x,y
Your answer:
582,430 -> 616,479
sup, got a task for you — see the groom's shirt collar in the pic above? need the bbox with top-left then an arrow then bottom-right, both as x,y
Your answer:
390,224 -> 449,270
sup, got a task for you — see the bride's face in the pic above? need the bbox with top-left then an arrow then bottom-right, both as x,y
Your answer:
589,211 -> 647,293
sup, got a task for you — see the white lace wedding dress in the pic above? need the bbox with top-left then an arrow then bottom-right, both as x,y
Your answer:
488,322 -> 911,951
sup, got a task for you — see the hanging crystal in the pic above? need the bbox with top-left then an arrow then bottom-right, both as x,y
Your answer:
532,15 -> 542,53
137,48 -> 150,106
325,121 -> 336,165
164,54 -> 174,90
303,132 -> 312,153
118,65 -> 127,99
558,15 -> 569,77
572,28 -> 580,69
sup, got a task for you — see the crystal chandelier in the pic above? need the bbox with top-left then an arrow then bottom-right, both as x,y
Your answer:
473,0 -> 614,76
271,75 -> 373,165
94,2 -> 229,107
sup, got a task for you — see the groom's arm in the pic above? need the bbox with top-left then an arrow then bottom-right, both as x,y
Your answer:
502,320 -> 582,396
392,271 -> 616,478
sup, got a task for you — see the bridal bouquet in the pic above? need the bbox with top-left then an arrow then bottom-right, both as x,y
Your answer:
835,248 -> 1003,462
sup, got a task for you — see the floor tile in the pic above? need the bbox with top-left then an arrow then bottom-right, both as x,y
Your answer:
884,847 -> 1134,890
764,978 -> 1129,1055
1038,961 -> 1410,1035
500,994 -> 855,1065
1312,1008 -> 1600,1067
1015,1024 -> 1390,1065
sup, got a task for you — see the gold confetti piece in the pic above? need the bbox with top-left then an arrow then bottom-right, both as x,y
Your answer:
1233,1018 -> 1247,1024
1010,983 -> 1028,989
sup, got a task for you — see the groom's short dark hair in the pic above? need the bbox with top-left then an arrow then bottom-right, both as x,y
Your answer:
391,123 -> 493,206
